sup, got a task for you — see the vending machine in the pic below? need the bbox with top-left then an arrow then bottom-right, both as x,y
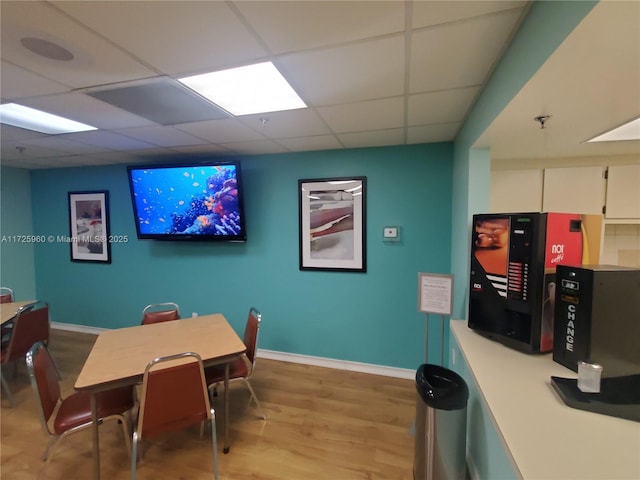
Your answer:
468,212 -> 602,353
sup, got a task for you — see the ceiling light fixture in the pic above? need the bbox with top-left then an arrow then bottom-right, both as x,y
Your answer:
587,117 -> 640,143
0,103 -> 97,134
178,62 -> 306,116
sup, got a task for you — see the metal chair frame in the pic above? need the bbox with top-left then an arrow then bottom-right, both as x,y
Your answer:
1,301 -> 48,406
209,307 -> 266,420
26,341 -> 133,461
141,302 -> 181,325
132,351 -> 219,480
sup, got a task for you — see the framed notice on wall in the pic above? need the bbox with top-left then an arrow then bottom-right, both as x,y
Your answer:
418,273 -> 453,316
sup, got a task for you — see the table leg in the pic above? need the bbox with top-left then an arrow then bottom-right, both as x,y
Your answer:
223,362 -> 229,454
91,392 -> 100,479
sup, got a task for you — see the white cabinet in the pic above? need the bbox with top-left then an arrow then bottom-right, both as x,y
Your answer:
542,166 -> 606,214
605,164 -> 640,220
490,169 -> 543,213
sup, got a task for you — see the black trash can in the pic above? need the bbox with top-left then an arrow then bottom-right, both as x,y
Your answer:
414,364 -> 469,480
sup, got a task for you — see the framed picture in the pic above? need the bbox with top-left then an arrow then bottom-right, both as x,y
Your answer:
298,177 -> 366,272
68,191 -> 111,263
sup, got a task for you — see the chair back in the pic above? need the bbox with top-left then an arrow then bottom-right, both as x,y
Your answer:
137,352 -> 210,441
141,302 -> 180,325
243,307 -> 261,368
26,341 -> 61,434
0,287 -> 14,303
3,301 -> 49,364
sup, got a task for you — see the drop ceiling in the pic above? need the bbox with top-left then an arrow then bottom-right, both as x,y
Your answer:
0,1 -> 638,170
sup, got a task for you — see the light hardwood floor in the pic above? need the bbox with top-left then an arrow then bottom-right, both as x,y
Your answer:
1,329 -> 417,479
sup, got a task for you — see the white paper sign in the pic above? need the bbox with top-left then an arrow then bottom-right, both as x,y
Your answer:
418,273 -> 453,315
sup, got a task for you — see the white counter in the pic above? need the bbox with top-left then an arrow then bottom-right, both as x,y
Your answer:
450,320 -> 640,480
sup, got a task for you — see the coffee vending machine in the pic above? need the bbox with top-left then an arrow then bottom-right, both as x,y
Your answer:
468,212 -> 602,353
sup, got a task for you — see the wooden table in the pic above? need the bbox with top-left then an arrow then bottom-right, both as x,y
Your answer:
0,300 -> 34,325
75,314 -> 246,480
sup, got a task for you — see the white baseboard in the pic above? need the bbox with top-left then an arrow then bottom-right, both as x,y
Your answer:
51,322 -> 415,380
257,349 -> 415,380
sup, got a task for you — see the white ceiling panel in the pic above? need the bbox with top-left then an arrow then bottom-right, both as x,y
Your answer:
240,109 -> 331,139
408,87 -> 480,126
68,130 -> 157,151
1,1 -> 156,88
278,135 -> 343,153
112,126 -> 209,149
409,8 -> 523,93
54,1 -> 268,76
318,97 -> 404,133
338,129 -> 405,149
0,61 -> 68,99
408,123 -> 461,144
412,1 -> 527,29
175,118 -> 266,144
220,139 -> 288,156
236,1 -> 405,54
280,35 -> 405,106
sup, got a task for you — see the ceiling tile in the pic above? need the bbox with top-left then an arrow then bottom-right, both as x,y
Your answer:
407,123 -> 461,144
240,109 -> 331,139
175,118 -> 266,144
113,126 -> 209,148
0,61 -> 68,99
54,1 -> 268,76
412,1 -> 528,28
68,130 -> 157,151
338,129 -> 405,149
1,2 -> 156,88
318,97 -> 404,133
408,87 -> 480,126
236,1 -> 405,54
280,35 -> 405,106
15,91 -> 157,130
409,9 -> 523,93
277,135 -> 342,152
220,139 -> 288,155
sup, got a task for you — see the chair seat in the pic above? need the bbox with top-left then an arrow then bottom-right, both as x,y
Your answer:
204,357 -> 248,384
53,386 -> 135,435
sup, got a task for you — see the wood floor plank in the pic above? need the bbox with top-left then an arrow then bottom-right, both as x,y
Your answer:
1,329 -> 416,479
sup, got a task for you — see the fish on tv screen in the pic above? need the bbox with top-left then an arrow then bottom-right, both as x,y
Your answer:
127,162 -> 246,241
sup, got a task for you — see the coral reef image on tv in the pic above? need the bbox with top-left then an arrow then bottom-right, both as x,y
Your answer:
127,162 -> 246,241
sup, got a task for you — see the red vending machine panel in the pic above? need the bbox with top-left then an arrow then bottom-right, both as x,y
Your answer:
469,212 -> 585,353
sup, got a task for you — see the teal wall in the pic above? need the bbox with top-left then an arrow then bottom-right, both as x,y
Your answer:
0,167 -> 36,300
450,0 -> 598,320
28,143 -> 452,369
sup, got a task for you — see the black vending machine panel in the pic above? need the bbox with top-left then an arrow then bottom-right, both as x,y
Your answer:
553,264 -> 640,376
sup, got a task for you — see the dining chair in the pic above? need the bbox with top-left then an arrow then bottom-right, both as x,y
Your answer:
141,302 -> 180,325
0,287 -> 14,303
132,352 -> 219,480
205,307 -> 266,420
1,300 -> 48,406
26,341 -> 135,461
0,287 -> 17,347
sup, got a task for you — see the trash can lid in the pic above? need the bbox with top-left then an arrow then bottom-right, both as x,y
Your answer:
416,363 -> 469,410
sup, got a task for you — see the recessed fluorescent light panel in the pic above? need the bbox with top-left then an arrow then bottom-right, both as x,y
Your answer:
0,103 -> 97,134
588,117 -> 640,143
178,62 -> 306,116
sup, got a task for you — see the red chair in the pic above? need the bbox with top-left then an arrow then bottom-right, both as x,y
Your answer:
141,302 -> 180,325
132,352 -> 219,480
1,301 -> 49,406
205,307 -> 266,420
26,341 -> 135,461
0,287 -> 14,303
0,287 -> 16,347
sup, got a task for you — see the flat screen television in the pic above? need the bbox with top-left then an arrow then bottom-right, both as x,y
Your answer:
127,161 -> 246,241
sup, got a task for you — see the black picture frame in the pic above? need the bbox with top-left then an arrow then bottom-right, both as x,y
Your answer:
68,190 -> 111,263
298,177 -> 366,272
